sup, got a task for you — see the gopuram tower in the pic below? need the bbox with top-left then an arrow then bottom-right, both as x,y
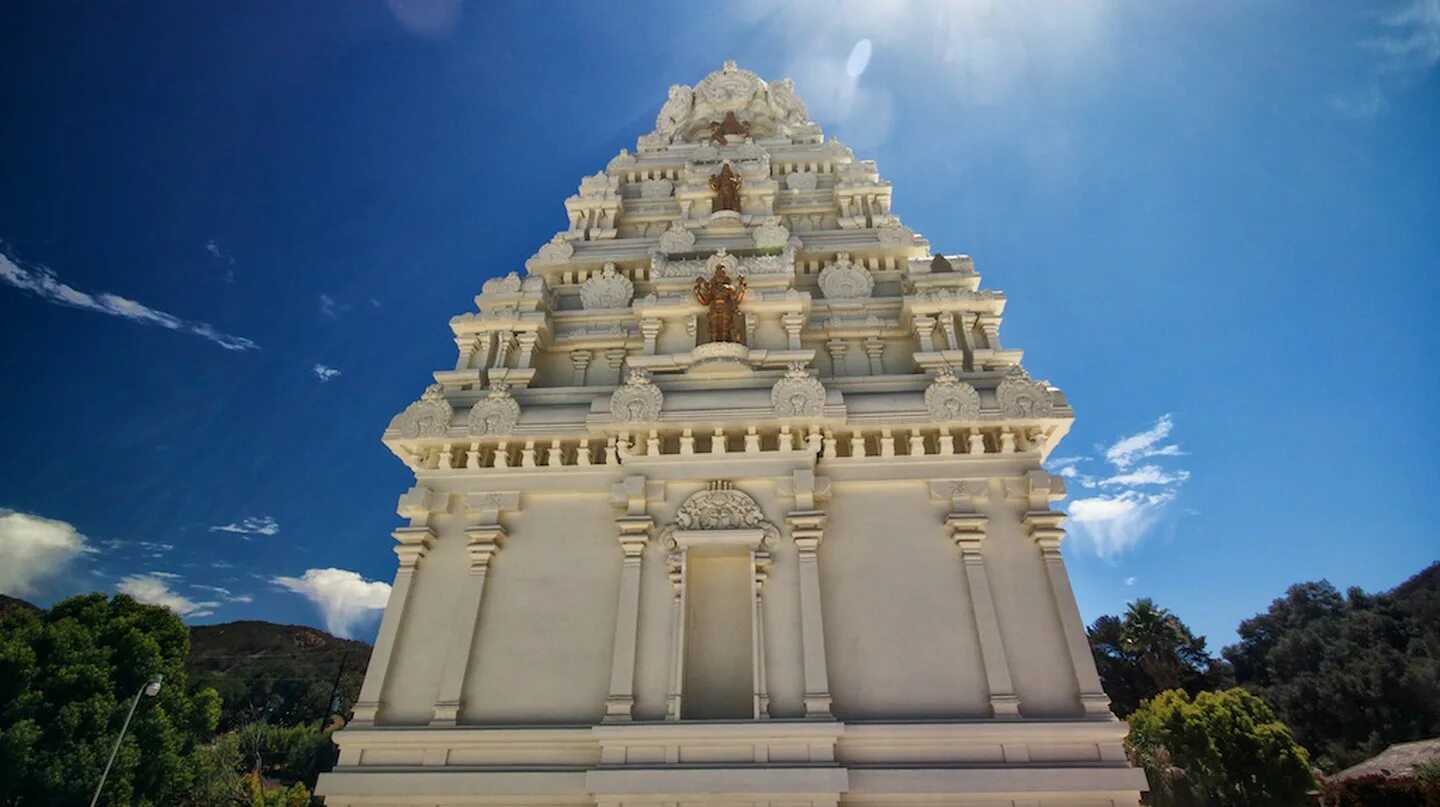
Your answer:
318,62 -> 1146,807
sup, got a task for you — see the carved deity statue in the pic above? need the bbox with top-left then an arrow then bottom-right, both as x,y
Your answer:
708,111 -> 751,145
693,265 -> 747,344
709,163 -> 743,213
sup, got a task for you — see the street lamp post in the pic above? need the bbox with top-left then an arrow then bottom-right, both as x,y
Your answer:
89,674 -> 163,807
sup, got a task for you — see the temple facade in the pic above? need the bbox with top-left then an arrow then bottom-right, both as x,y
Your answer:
316,61 -> 1146,807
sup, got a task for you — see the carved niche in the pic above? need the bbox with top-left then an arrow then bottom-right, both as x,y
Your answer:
995,367 -> 1054,418
771,363 -> 826,418
751,220 -> 791,250
817,252 -> 874,299
661,482 -> 780,548
609,369 -> 664,423
389,384 -> 453,438
580,262 -> 634,310
924,369 -> 981,421
467,384 -> 522,436
658,224 -> 697,254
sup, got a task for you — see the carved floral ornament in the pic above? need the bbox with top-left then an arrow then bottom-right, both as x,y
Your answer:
771,363 -> 826,418
751,220 -> 790,250
785,171 -> 818,191
609,369 -> 663,423
924,369 -> 981,422
996,367 -> 1055,418
660,482 -> 780,549
817,252 -> 874,299
877,222 -> 916,247
531,234 -> 575,265
579,262 -> 634,310
388,384 -> 453,439
467,384 -> 521,436
657,224 -> 697,254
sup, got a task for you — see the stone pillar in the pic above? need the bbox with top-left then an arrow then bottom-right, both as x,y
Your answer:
781,311 -> 806,350
938,312 -> 959,352
863,336 -> 886,375
350,486 -> 441,725
604,476 -> 661,721
515,331 -> 538,369
431,492 -> 520,725
825,339 -> 848,377
780,470 -> 834,718
913,314 -> 937,352
752,550 -> 773,719
640,318 -> 663,355
1014,472 -> 1112,718
570,349 -> 592,386
492,330 -> 514,370
664,550 -> 686,720
454,335 -> 480,370
977,314 -> 1003,351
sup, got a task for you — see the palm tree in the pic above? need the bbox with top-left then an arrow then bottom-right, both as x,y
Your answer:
1122,598 -> 1187,693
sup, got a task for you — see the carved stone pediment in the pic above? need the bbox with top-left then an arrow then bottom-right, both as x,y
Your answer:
996,367 -> 1054,418
877,222 -> 915,247
482,272 -> 523,295
639,178 -> 674,199
817,252 -> 874,299
751,220 -> 790,249
389,384 -> 453,438
649,62 -> 812,144
925,369 -> 981,421
657,224 -> 697,254
467,385 -> 521,436
660,482 -> 779,549
579,263 -> 634,310
609,370 -> 663,423
785,171 -> 818,191
771,364 -> 826,418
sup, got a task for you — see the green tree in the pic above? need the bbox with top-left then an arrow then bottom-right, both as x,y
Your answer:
1126,688 -> 1315,807
0,593 -> 221,806
1223,564 -> 1440,770
1088,598 -> 1232,717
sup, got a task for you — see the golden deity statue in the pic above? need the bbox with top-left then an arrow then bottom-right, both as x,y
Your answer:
709,163 -> 742,213
693,265 -> 747,344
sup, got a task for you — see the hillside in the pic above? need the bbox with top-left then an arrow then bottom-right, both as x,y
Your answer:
0,594 -> 41,617
187,620 -> 372,730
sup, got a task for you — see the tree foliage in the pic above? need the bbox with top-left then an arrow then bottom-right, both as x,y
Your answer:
1088,598 -> 1233,717
0,593 -> 221,806
1126,687 -> 1315,807
1223,563 -> 1440,771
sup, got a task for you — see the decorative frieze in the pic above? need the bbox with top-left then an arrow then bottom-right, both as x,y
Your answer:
467,384 -> 521,435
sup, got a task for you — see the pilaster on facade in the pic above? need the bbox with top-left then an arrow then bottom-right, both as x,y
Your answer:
351,486 -> 442,725
605,476 -> 663,722
1014,472 -> 1114,719
431,491 -> 520,726
932,480 -> 1020,719
780,470 -> 834,718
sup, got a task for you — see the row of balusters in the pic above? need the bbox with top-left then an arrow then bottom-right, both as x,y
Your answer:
401,424 -> 1050,471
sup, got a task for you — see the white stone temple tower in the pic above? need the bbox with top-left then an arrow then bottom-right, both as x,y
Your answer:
317,61 -> 1146,807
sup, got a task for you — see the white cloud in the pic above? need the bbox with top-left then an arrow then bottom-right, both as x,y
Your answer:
1369,0 -> 1440,72
1103,414 -> 1182,469
118,574 -> 218,617
0,509 -> 92,596
312,363 -> 341,382
318,293 -> 349,321
1098,465 -> 1190,487
1125,576 -> 1137,586
203,240 -> 236,282
192,583 -> 252,603
1329,84 -> 1388,119
0,250 -> 258,351
209,516 -> 279,537
273,568 -> 390,638
1069,490 -> 1177,557
1061,415 -> 1190,557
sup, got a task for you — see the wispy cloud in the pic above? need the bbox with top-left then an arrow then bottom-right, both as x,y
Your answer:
312,363 -> 341,382
1125,576 -> 1137,586
0,508 -> 93,596
318,293 -> 348,321
209,516 -> 279,537
0,249 -> 259,351
203,240 -> 236,282
118,573 -> 219,618
273,567 -> 390,638
191,583 -> 253,603
1051,414 -> 1190,557
1334,0 -> 1440,117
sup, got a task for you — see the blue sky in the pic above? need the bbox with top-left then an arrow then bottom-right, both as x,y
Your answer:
1,1 -> 1436,648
